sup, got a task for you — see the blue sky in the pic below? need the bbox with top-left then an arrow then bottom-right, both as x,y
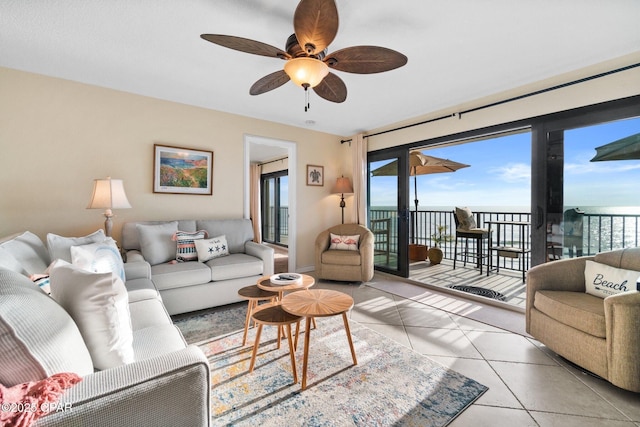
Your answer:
370,116 -> 640,210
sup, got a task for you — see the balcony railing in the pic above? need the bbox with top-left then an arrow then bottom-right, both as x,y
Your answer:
370,208 -> 640,273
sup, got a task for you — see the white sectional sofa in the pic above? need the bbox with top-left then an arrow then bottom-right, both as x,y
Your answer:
121,218 -> 274,315
0,230 -> 210,427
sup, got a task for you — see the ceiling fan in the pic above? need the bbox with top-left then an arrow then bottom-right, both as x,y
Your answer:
200,0 -> 407,110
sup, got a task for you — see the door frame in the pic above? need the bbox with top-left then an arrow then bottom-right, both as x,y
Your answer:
244,135 -> 297,272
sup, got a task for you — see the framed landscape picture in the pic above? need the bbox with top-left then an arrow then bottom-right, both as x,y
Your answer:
153,144 -> 213,195
306,164 -> 324,186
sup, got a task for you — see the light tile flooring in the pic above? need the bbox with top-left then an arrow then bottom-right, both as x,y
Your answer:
311,272 -> 640,427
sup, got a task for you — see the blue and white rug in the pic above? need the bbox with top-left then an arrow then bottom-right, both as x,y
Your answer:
179,310 -> 488,427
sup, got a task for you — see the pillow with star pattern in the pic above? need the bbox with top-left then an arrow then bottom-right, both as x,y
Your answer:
194,235 -> 229,262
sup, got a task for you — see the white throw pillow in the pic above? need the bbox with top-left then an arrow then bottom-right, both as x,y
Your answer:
329,233 -> 360,251
136,222 -> 179,265
47,229 -> 106,263
584,260 -> 640,299
195,235 -> 229,262
70,237 -> 126,282
49,263 -> 134,370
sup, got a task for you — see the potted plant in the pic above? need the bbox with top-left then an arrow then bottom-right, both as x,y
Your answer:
428,224 -> 452,264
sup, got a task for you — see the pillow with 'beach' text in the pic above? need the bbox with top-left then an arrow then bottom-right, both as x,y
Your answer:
584,260 -> 640,299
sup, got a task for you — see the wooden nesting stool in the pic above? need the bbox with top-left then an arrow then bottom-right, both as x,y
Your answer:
237,285 -> 277,346
248,303 -> 302,384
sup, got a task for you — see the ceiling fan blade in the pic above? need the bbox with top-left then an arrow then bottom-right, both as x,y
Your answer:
294,0 -> 339,56
201,34 -> 290,59
313,72 -> 346,103
250,70 -> 291,95
325,46 -> 408,74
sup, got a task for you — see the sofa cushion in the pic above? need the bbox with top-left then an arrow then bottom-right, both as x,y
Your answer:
173,230 -> 208,262
150,262 -> 212,291
50,263 -> 134,370
534,290 -> 606,338
0,231 -> 51,275
321,249 -> 362,266
125,277 -> 161,303
70,237 -> 126,282
47,229 -> 106,263
128,297 -> 172,331
0,270 -> 94,387
195,235 -> 229,262
584,260 -> 640,299
132,324 -> 186,361
136,222 -> 179,265
196,219 -> 254,254
122,220 -> 197,251
207,253 -> 264,281
329,233 -> 360,251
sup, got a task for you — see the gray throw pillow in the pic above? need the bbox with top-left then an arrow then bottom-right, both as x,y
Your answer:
47,229 -> 106,263
136,222 -> 179,265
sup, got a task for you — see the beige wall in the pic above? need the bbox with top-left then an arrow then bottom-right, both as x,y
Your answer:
0,67 -> 345,269
366,53 -> 640,150
1,52 -> 638,271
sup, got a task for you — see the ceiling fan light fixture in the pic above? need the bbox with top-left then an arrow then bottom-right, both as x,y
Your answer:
284,57 -> 329,88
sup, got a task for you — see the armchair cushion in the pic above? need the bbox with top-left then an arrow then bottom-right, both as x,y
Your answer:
584,260 -> 640,298
322,250 -> 362,266
534,290 -> 605,338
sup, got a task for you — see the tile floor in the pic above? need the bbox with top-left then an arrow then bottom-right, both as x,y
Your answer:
312,273 -> 640,427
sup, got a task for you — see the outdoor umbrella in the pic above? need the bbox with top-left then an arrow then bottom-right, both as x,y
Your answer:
590,132 -> 640,162
371,151 -> 470,243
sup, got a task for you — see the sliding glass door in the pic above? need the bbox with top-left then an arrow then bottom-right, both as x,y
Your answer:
368,149 -> 410,277
261,171 -> 288,246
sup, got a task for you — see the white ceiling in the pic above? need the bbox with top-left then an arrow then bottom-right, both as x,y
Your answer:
2,0 -> 639,141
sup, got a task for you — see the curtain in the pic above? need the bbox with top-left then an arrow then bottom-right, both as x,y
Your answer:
250,163 -> 262,243
351,133 -> 368,225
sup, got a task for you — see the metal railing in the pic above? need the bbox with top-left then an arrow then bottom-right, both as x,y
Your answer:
370,208 -> 640,273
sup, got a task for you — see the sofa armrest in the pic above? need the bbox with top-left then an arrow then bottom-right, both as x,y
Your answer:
525,256 -> 593,331
358,230 -> 374,281
245,241 -> 274,277
604,291 -> 640,392
314,230 -> 331,274
124,259 -> 152,281
35,345 -> 210,427
125,250 -> 146,264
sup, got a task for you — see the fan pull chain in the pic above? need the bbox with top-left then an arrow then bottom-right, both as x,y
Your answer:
303,83 -> 310,112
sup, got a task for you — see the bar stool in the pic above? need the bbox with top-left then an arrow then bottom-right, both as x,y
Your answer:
237,285 -> 277,346
248,302 -> 301,384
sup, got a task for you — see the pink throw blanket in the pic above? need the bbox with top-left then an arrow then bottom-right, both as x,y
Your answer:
1,373 -> 81,427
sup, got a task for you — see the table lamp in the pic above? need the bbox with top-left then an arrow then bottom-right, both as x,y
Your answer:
332,176 -> 353,224
87,177 -> 132,237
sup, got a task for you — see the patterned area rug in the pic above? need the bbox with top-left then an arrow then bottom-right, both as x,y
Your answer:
178,310 -> 487,426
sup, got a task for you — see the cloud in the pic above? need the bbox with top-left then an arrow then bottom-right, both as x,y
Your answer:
489,163 -> 530,182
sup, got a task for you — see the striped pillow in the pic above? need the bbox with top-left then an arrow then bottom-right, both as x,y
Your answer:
172,230 -> 208,262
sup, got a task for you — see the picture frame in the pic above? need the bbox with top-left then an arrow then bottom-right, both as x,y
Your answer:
306,164 -> 324,186
153,144 -> 214,195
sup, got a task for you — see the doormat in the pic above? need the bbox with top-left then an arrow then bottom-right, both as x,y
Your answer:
448,285 -> 506,301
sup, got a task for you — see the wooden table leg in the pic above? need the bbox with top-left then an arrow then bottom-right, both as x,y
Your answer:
342,312 -> 358,365
248,324 -> 263,372
242,300 -> 255,346
301,316 -> 312,390
285,324 -> 298,384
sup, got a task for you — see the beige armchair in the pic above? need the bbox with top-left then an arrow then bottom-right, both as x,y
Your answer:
315,224 -> 374,282
526,247 -> 640,392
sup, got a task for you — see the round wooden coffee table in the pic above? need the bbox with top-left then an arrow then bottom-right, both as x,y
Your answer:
256,274 -> 315,300
281,289 -> 358,390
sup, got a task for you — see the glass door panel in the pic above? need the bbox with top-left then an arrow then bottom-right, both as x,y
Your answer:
368,150 -> 410,277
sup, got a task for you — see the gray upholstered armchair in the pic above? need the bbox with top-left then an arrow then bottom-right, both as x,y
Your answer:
315,224 -> 374,282
526,247 -> 640,392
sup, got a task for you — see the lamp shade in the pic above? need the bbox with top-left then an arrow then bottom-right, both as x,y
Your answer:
284,57 -> 329,88
332,176 -> 353,194
87,177 -> 132,210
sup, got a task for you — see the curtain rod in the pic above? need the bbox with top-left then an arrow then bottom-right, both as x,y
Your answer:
258,156 -> 288,167
340,62 -> 640,145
